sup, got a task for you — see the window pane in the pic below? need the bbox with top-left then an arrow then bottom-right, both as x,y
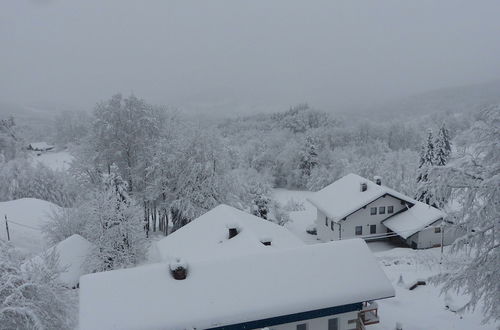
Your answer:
328,318 -> 338,330
370,207 -> 377,215
331,221 -> 334,231
297,323 -> 307,330
325,217 -> 328,226
355,226 -> 362,235
435,227 -> 441,233
388,206 -> 394,214
370,224 -> 376,234
379,206 -> 386,214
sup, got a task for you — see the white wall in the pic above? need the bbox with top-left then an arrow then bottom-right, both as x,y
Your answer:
264,310 -> 359,330
407,220 -> 466,249
316,195 -> 407,242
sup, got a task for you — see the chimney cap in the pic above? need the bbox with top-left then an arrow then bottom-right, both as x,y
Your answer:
260,237 -> 272,246
169,258 -> 188,280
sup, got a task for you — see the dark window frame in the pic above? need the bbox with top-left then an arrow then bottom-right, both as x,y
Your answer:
379,206 -> 386,214
328,318 -> 339,330
370,207 -> 377,215
388,205 -> 394,214
330,221 -> 334,231
355,226 -> 363,236
325,217 -> 328,226
297,323 -> 307,330
370,224 -> 376,234
434,227 -> 441,233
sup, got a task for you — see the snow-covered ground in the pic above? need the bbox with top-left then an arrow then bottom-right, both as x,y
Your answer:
273,188 -> 499,330
0,198 -> 61,254
30,149 -> 74,171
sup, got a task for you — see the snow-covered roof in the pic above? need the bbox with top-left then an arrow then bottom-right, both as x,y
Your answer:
79,239 -> 395,330
29,142 -> 54,151
307,173 -> 415,221
27,234 -> 93,288
0,198 -> 61,253
383,202 -> 446,239
154,204 -> 304,263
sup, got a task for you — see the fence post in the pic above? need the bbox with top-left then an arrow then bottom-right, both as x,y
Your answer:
4,215 -> 10,241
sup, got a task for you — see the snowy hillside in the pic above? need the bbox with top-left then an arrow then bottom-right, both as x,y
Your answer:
30,150 -> 74,171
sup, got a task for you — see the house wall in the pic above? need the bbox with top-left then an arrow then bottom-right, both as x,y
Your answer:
316,195 -> 407,242
264,310 -> 359,330
407,220 -> 466,249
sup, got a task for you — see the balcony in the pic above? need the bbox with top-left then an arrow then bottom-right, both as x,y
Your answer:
357,301 -> 379,329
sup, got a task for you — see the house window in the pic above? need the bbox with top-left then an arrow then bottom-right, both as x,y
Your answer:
325,217 -> 328,226
370,224 -> 377,234
355,226 -> 363,236
388,206 -> 394,214
297,323 -> 307,330
370,207 -> 377,215
434,227 -> 441,233
330,221 -> 334,231
328,318 -> 338,330
379,206 -> 386,214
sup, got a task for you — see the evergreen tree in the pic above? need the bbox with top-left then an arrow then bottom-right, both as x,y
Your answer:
429,105 -> 499,323
298,135 -> 319,186
416,130 -> 434,204
434,123 -> 452,166
84,166 -> 145,272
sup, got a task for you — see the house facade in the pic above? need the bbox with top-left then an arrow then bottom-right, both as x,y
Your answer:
308,173 -> 460,249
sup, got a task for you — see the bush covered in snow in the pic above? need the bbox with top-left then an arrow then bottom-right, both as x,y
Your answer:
0,241 -> 76,329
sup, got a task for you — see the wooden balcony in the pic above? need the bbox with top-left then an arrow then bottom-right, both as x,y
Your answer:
357,301 -> 379,329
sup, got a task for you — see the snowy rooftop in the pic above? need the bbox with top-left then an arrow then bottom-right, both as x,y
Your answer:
383,202 -> 446,239
0,198 -> 61,253
154,204 -> 304,262
79,239 -> 395,330
26,234 -> 93,288
307,173 -> 415,221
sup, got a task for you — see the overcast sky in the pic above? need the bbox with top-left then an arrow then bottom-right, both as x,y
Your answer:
1,0 -> 500,113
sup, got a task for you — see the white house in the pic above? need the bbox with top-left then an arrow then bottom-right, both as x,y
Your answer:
153,204 -> 304,263
79,238 -> 394,330
307,173 -> 461,249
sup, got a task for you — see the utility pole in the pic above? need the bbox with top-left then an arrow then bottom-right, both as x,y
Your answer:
4,215 -> 10,241
440,222 -> 444,264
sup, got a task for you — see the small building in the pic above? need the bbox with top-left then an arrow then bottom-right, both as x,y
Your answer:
79,238 -> 394,330
154,204 -> 304,263
307,173 -> 461,249
27,142 -> 54,152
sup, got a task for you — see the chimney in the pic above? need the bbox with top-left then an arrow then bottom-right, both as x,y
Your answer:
260,238 -> 272,246
227,224 -> 239,239
169,259 -> 188,280
374,176 -> 382,186
360,182 -> 368,192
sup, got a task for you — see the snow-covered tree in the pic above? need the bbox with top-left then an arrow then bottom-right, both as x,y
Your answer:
83,167 -> 146,271
416,129 -> 435,204
428,105 -> 499,323
0,241 -> 76,329
434,123 -> 452,166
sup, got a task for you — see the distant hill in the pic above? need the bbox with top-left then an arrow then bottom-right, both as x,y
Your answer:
367,80 -> 500,117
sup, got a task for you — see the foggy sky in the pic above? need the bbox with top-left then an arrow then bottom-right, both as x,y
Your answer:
1,0 -> 500,113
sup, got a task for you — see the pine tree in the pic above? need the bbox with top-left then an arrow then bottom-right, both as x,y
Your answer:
434,123 -> 451,166
298,135 -> 319,186
428,105 -> 500,323
416,130 -> 434,204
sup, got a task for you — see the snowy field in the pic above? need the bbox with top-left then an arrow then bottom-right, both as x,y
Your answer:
30,149 -> 74,171
273,188 -> 499,330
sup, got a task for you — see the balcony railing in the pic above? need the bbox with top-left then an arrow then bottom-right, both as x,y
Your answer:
357,301 -> 379,328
